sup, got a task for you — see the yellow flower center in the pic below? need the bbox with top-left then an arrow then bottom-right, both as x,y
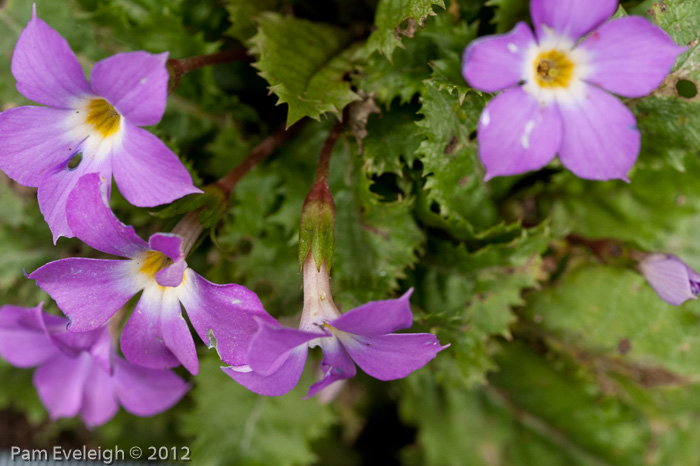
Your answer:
533,50 -> 574,89
138,251 -> 171,279
85,99 -> 121,137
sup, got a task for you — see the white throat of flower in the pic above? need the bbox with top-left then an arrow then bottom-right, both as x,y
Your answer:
66,96 -> 125,164
521,28 -> 592,106
299,257 -> 342,347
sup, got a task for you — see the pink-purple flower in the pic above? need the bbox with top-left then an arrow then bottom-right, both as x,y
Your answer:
0,303 -> 188,427
638,253 -> 700,306
224,258 -> 447,397
29,174 -> 274,375
462,0 -> 684,181
0,6 -> 201,242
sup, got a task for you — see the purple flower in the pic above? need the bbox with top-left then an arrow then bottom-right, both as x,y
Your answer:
638,253 -> 700,306
0,6 -> 201,242
223,258 -> 447,397
29,173 -> 274,375
0,303 -> 188,427
462,0 -> 684,181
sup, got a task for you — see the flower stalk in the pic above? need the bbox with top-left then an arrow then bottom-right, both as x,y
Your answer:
215,123 -> 301,199
170,210 -> 205,258
167,49 -> 249,94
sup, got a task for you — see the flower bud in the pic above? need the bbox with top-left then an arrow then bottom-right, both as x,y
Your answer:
638,253 -> 700,306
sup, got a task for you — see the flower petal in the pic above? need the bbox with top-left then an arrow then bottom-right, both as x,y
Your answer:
161,299 -> 199,375
557,84 -> 639,181
34,351 -> 91,421
112,122 -> 201,207
149,233 -> 186,287
178,269 -> 280,368
530,0 -> 617,41
306,338 -> 356,398
90,51 -> 169,126
66,173 -> 149,258
638,254 -> 697,306
149,233 -> 184,263
477,87 -> 561,179
120,285 -> 186,372
462,22 -> 536,92
29,258 -> 142,332
12,7 -> 91,108
0,304 -> 60,367
245,320 -> 323,375
331,290 -> 414,336
79,361 -> 119,427
113,357 -> 189,416
86,328 -> 113,374
579,16 -> 685,98
37,154 -> 112,242
339,332 -> 446,381
0,106 -> 81,186
222,346 -> 308,397
51,326 -> 104,360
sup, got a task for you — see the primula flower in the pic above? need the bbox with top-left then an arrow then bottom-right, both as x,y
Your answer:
0,7 -> 201,242
0,303 -> 188,427
462,0 -> 684,181
638,253 -> 700,306
223,257 -> 447,397
29,173 -> 274,375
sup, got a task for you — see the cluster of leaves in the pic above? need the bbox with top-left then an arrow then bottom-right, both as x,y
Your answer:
2,0 -> 700,464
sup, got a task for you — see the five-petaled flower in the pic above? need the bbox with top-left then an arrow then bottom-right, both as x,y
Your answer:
0,303 -> 188,427
0,6 -> 201,242
638,253 -> 700,306
29,173 -> 274,375
462,0 -> 684,181
223,257 -> 447,397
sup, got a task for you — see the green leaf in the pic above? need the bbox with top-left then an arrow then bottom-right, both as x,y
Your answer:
331,142 -> 425,307
249,13 -> 359,127
400,369 -> 608,466
361,0 -> 446,61
489,342 -> 654,466
181,355 -> 337,466
647,0 -> 700,47
413,223 -> 549,386
225,0 -> 282,42
415,79 -> 498,238
362,108 -> 423,176
486,0 -> 530,33
549,157 -> 700,251
522,263 -> 700,378
488,340 -> 700,466
358,9 -> 475,106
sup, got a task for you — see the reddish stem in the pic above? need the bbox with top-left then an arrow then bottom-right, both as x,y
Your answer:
566,234 -> 624,261
167,49 -> 250,93
215,123 -> 301,198
314,119 -> 344,185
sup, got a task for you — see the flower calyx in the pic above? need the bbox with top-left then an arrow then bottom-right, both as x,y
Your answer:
299,180 -> 336,272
